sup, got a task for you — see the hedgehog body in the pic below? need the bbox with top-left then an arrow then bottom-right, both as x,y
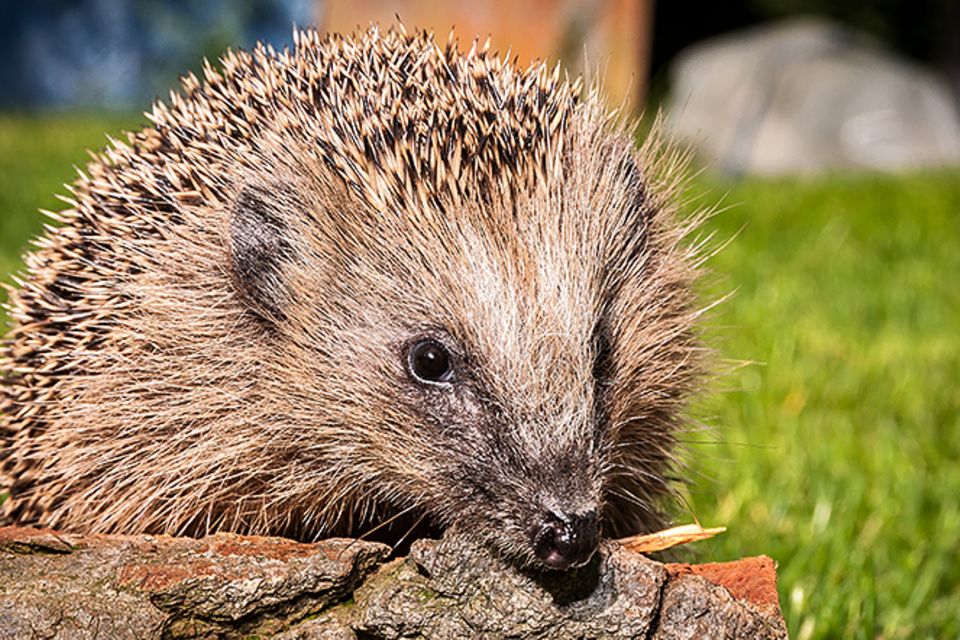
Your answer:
0,26 -> 705,570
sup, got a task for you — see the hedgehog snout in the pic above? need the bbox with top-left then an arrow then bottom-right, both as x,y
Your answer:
529,509 -> 599,570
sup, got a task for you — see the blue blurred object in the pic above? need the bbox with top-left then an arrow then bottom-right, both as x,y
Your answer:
0,0 -> 315,110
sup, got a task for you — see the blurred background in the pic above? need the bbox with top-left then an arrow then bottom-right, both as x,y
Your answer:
1,1 -> 958,638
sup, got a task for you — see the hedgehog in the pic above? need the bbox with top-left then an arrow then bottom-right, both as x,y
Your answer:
0,25 -> 708,571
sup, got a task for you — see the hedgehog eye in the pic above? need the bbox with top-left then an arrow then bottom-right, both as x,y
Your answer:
407,339 -> 453,385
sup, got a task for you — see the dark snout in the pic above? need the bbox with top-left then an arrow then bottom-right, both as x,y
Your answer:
530,509 -> 599,570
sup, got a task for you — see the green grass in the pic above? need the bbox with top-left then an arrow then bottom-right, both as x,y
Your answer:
684,172 -> 960,639
0,113 -> 145,280
1,114 -> 958,638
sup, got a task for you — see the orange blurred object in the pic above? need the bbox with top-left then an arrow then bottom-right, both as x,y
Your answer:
319,0 -> 653,113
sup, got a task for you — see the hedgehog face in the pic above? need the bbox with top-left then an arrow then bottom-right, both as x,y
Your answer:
390,291 -> 605,571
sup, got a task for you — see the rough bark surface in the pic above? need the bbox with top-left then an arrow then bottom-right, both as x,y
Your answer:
0,526 -> 786,639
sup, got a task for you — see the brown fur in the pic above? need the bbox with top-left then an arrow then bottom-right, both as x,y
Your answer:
0,26 -> 708,566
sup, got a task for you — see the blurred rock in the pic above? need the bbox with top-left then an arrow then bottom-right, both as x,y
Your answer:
665,17 -> 960,174
0,525 -> 786,639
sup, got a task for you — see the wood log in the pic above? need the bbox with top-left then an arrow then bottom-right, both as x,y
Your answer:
0,525 -> 786,639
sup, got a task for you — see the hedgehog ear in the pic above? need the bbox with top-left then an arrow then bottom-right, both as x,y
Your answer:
228,185 -> 295,324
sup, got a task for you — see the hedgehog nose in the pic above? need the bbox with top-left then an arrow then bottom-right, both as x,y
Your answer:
531,510 -> 599,570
